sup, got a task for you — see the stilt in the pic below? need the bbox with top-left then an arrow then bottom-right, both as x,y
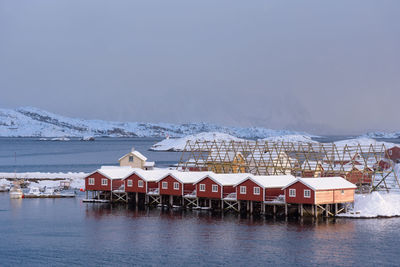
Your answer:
135,192 -> 139,205
196,198 -> 199,208
285,204 -> 288,217
273,205 -> 276,215
315,205 -> 318,218
97,191 -> 100,200
300,204 -> 303,217
209,199 -> 212,209
261,203 -> 265,214
345,203 -> 348,213
335,203 -> 338,215
325,204 -> 328,217
169,195 -> 173,207
221,200 -> 224,210
238,201 -> 241,212
311,205 -> 315,216
85,190 -> 88,199
250,201 -> 253,214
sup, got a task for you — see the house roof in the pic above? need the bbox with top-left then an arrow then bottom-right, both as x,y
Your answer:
144,161 -> 155,167
128,168 -> 174,182
234,175 -> 296,188
283,177 -> 357,191
195,173 -> 252,187
118,151 -> 147,162
95,166 -> 135,180
158,171 -> 214,184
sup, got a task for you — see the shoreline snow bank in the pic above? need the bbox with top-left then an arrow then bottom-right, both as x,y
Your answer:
338,192 -> 400,218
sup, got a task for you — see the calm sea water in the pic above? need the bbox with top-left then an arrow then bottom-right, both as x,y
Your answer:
0,193 -> 399,266
0,137 -> 180,173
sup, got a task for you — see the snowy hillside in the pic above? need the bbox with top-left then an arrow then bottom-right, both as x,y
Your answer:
150,133 -> 318,151
150,132 -> 246,151
362,131 -> 400,139
0,106 -> 309,138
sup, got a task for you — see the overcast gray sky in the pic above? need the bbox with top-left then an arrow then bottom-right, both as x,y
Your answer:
1,0 -> 399,135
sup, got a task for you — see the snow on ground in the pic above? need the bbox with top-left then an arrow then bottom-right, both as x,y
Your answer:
338,192 -> 400,218
150,132 -> 245,151
333,137 -> 396,148
259,134 -> 317,143
362,131 -> 400,139
0,172 -> 87,190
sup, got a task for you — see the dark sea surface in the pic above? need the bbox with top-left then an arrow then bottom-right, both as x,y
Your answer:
0,193 -> 399,266
1,137 -> 400,266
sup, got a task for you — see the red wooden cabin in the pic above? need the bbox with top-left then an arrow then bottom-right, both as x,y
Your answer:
85,166 -> 134,192
123,169 -> 170,194
283,177 -> 356,205
194,173 -> 248,199
157,172 -> 212,196
234,175 -> 296,202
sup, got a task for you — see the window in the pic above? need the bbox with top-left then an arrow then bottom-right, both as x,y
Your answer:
389,150 -> 393,156
129,156 -> 134,162
240,186 -> 246,194
173,182 -> 179,190
304,189 -> 311,198
101,178 -> 108,186
253,187 -> 260,195
88,178 -> 95,185
162,181 -> 168,189
341,190 -> 345,195
199,184 -> 206,192
127,180 -> 133,187
212,184 -> 218,192
138,180 -> 144,188
289,189 -> 296,197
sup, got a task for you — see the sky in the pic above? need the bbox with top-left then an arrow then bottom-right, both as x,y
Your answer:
0,0 -> 399,135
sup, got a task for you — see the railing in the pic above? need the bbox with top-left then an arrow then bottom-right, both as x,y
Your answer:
147,188 -> 159,195
223,192 -> 236,200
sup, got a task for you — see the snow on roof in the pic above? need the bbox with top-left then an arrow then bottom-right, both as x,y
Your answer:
235,175 -> 296,188
129,168 -> 174,182
283,177 -> 357,190
162,171 -> 214,184
144,161 -> 155,167
96,166 -> 135,180
118,151 -> 147,162
203,173 -> 253,186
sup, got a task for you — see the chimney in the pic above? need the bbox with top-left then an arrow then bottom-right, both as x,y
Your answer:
131,146 -> 135,152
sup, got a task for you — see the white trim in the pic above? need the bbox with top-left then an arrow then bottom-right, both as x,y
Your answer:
212,184 -> 218,193
304,189 -> 311,198
253,186 -> 260,195
138,180 -> 144,188
127,180 -> 133,187
88,178 -> 95,185
289,188 -> 296,197
162,181 -> 168,189
240,186 -> 246,194
101,178 -> 108,186
199,184 -> 206,192
173,182 -> 180,190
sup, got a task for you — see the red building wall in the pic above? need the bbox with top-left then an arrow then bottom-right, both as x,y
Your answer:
386,146 -> 400,163
124,174 -> 147,193
235,179 -> 264,202
222,185 -> 235,198
195,177 -> 222,199
265,188 -> 284,201
158,175 -> 183,196
85,172 -> 122,191
284,182 -> 315,204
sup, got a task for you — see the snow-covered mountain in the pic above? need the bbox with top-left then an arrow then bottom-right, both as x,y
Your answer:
0,106 -> 310,138
362,131 -> 400,139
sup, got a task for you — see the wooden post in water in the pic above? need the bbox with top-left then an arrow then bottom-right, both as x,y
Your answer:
300,204 -> 303,217
261,203 -> 265,214
311,205 -> 315,217
169,195 -> 173,207
221,200 -> 224,210
238,201 -> 241,212
135,192 -> 139,206
285,204 -> 288,217
250,201 -> 253,214
273,205 -> 276,215
335,203 -> 338,215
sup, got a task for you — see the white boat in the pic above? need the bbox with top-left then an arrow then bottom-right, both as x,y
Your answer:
25,187 -> 42,197
0,184 -> 10,192
9,186 -> 23,199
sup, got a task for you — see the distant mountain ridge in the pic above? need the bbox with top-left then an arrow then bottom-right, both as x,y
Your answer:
0,106 -> 310,138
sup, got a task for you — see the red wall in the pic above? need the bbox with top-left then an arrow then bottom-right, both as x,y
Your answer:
284,182 -> 315,204
195,177 -> 222,199
158,175 -> 183,196
124,174 -> 147,193
236,179 -> 264,202
265,188 -> 284,201
85,172 -> 122,191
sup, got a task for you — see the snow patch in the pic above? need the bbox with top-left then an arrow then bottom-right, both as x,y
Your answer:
338,192 -> 400,218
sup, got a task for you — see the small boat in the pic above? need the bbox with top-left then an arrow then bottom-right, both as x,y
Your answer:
80,136 -> 95,141
9,186 -> 23,199
24,187 -> 41,197
0,184 -> 10,192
